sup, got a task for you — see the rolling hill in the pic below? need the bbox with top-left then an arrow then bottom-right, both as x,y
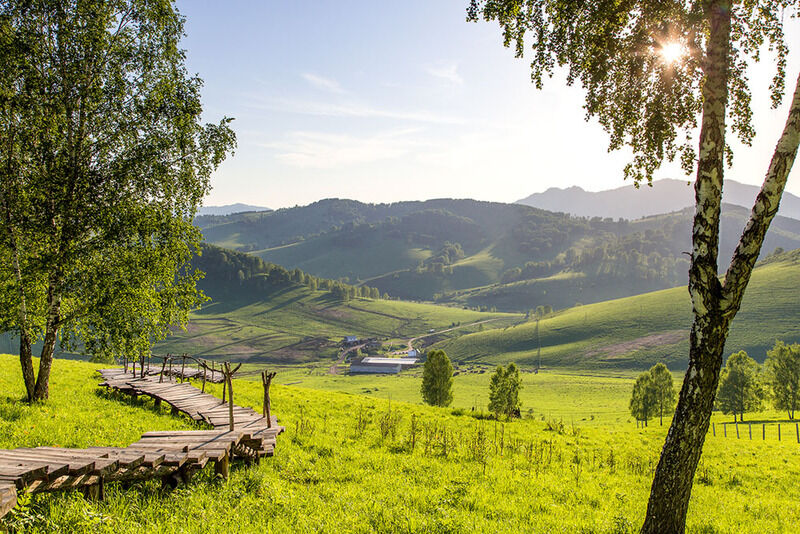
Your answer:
431,248 -> 800,371
155,244 -> 518,363
198,198 -> 800,311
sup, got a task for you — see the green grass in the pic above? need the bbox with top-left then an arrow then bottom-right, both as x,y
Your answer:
3,355 -> 800,533
266,366 -> 636,426
433,253 -> 800,370
156,285 -> 518,363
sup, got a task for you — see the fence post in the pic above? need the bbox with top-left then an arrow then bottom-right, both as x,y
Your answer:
723,423 -> 727,437
180,354 -> 186,383
778,424 -> 781,441
748,423 -> 752,440
712,422 -> 715,436
762,423 -> 765,440
202,362 -> 207,393
796,423 -> 799,444
736,423 -> 740,439
262,371 -> 276,428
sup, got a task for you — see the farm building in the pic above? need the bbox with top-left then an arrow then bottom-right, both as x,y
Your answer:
349,356 -> 418,374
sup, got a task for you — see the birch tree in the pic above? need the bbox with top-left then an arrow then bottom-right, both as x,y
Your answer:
468,1 -> 800,531
0,0 -> 235,401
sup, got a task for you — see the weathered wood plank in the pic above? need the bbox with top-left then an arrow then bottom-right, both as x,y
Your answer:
0,481 -> 17,518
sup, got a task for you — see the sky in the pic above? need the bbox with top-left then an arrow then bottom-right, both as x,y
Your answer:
175,1 -> 800,210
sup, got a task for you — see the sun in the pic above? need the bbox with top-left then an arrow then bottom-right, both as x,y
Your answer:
659,41 -> 685,65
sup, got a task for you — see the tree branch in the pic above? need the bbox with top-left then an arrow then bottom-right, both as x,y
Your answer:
721,70 -> 800,314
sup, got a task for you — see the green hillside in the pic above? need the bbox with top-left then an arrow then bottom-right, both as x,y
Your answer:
433,249 -> 800,370
155,244 -> 518,363
2,356 -> 799,533
201,198 -> 800,311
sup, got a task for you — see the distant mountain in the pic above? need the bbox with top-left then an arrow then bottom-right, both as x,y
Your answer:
517,178 -> 800,220
197,203 -> 270,216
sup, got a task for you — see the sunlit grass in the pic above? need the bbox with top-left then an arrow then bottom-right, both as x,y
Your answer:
2,355 -> 800,533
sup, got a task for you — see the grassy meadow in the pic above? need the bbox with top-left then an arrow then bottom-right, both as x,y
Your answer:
2,355 -> 800,533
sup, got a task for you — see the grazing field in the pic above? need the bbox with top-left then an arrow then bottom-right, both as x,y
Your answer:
2,356 -> 799,533
155,285 -> 517,363
433,251 -> 800,370
263,366 -> 637,426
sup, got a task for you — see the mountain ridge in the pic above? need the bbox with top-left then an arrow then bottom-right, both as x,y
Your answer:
517,178 -> 800,220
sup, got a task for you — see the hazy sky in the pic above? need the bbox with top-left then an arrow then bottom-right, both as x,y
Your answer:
175,1 -> 800,209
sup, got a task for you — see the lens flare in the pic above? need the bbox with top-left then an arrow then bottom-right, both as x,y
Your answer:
659,41 -> 685,65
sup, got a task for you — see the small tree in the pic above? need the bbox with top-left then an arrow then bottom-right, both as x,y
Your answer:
630,372 -> 657,426
650,363 -> 677,426
421,349 -> 454,407
764,340 -> 800,420
488,363 -> 522,419
716,351 -> 764,422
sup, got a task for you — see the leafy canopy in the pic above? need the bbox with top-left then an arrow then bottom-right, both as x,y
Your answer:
421,349 -> 454,407
629,371 -> 657,424
764,340 -> 800,419
468,0 -> 794,183
488,362 -> 522,419
0,0 -> 236,362
716,350 -> 764,421
650,362 -> 676,423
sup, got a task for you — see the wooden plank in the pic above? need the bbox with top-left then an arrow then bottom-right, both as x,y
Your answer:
34,447 -> 145,470
85,448 -> 163,469
121,450 -> 186,467
0,481 -> 17,518
11,450 -> 97,476
0,461 -> 50,483
0,453 -> 71,480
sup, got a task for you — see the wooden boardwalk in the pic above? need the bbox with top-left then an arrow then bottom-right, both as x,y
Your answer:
0,368 -> 283,520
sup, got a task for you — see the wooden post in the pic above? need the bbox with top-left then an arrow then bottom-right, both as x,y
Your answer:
202,362 -> 207,393
180,354 -> 186,383
262,370 -> 276,428
222,368 -> 227,404
214,451 -> 230,479
748,423 -> 752,440
224,362 -> 235,431
82,478 -> 105,501
762,423 -> 765,440
778,423 -> 781,441
736,423 -> 740,439
712,422 -> 715,436
159,356 -> 168,383
168,357 -> 173,382
723,423 -> 727,437
796,423 -> 799,443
